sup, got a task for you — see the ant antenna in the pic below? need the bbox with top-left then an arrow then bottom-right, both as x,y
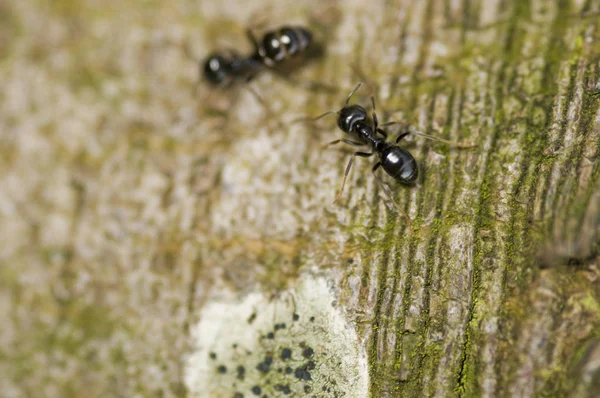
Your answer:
345,82 -> 363,105
267,64 -> 339,93
291,110 -> 338,125
314,110 -> 338,121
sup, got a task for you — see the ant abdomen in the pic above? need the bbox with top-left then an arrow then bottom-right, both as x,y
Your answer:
260,26 -> 313,64
380,146 -> 418,184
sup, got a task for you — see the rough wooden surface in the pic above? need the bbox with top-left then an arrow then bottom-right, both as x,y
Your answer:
1,0 -> 600,397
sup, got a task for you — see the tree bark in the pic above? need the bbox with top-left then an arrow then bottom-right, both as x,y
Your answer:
1,0 -> 599,397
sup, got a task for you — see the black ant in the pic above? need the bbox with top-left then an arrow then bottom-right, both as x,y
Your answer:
310,83 -> 474,218
203,51 -> 260,86
203,26 -> 316,86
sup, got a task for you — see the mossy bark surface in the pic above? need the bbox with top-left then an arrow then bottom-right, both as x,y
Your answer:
1,0 -> 600,397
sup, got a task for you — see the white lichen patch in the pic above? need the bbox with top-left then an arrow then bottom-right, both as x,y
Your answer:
185,274 -> 369,397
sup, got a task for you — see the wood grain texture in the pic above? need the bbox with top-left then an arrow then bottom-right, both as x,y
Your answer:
0,0 -> 599,397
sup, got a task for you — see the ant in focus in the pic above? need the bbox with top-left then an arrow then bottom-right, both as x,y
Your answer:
193,24 -> 330,121
203,25 -> 318,86
308,83 -> 474,219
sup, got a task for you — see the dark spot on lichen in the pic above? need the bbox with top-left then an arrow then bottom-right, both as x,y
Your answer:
256,355 -> 273,374
232,343 -> 238,349
293,313 -> 299,321
236,365 -> 245,381
273,322 -> 286,330
294,364 -> 312,381
274,384 -> 291,394
285,366 -> 293,374
247,312 -> 257,324
309,316 -> 315,322
302,347 -> 314,358
217,365 -> 227,374
277,368 -> 282,373
304,385 -> 312,393
233,393 -> 243,398
266,332 -> 275,339
307,360 -> 315,370
251,386 -> 261,396
347,258 -> 354,264
209,352 -> 217,360
281,347 -> 292,360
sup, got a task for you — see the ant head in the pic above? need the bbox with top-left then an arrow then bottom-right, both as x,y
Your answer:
203,54 -> 232,85
380,146 -> 418,184
337,104 -> 367,134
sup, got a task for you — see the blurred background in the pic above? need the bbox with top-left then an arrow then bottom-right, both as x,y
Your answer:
1,1 -> 599,397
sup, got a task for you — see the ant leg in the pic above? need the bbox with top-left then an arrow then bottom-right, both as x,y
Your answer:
322,139 -> 342,148
395,131 -> 410,143
244,85 -> 268,108
270,70 -> 339,93
380,122 -> 476,148
246,27 -> 261,53
244,85 -> 287,130
182,37 -> 198,63
248,8 -> 270,32
379,121 -> 404,129
321,138 -> 363,149
333,151 -> 373,203
341,138 -> 363,146
370,96 -> 390,139
372,162 -> 411,222
371,96 -> 387,140
371,96 -> 379,130
376,128 -> 388,139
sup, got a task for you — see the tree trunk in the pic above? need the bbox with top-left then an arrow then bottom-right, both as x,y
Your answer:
1,0 -> 599,397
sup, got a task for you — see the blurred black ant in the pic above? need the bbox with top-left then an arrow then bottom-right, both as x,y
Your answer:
203,26 -> 317,86
250,26 -> 314,69
203,51 -> 260,86
310,83 -> 474,218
